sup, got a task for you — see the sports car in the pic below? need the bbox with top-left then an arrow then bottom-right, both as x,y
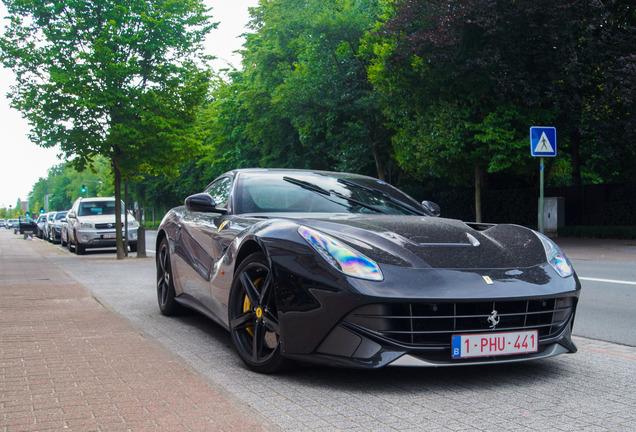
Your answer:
156,168 -> 580,373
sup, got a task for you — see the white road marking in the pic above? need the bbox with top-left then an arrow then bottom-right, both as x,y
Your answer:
579,277 -> 636,286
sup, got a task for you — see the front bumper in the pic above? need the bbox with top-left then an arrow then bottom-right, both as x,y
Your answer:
76,228 -> 138,247
271,256 -> 581,369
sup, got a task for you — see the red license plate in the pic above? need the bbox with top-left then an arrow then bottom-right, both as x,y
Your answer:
102,233 -> 116,239
451,330 -> 538,359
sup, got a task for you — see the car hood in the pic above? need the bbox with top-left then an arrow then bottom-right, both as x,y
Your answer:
278,214 -> 547,270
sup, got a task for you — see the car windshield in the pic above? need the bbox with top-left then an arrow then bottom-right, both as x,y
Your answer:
79,201 -> 120,216
235,172 -> 424,215
55,212 -> 67,220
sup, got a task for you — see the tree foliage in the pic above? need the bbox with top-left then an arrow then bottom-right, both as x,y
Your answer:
364,0 -> 635,219
195,0 -> 392,182
5,0 -> 634,227
1,0 -> 214,257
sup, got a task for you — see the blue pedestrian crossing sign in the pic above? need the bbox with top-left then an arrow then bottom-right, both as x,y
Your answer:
530,126 -> 557,157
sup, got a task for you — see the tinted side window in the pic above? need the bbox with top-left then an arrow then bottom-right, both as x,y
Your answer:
204,177 -> 231,207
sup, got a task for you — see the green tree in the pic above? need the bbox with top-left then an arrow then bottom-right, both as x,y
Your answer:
198,0 -> 391,180
365,0 -> 635,221
28,157 -> 113,214
1,0 -> 213,258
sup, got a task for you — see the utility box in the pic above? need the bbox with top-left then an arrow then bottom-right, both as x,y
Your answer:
540,197 -> 565,232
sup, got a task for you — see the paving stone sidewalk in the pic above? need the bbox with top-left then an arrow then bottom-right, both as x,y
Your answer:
0,231 -> 275,432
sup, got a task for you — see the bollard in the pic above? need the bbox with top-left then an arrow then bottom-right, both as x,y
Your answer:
137,226 -> 147,258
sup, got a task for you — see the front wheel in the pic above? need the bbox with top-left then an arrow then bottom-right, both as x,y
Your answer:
228,252 -> 290,374
74,233 -> 85,255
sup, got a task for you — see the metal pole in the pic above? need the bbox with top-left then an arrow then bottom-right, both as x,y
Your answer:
539,157 -> 545,234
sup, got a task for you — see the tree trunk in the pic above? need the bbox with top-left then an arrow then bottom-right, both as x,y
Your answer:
372,144 -> 386,182
113,156 -> 126,260
124,181 -> 129,257
474,165 -> 485,223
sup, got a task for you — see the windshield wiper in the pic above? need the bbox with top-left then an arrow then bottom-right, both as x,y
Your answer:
283,176 -> 330,195
283,176 -> 388,214
337,178 -> 425,215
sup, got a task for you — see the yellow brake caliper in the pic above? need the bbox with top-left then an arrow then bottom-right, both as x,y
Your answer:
243,277 -> 263,337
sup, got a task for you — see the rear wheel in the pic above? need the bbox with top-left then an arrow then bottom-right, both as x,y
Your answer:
228,252 -> 290,374
156,238 -> 181,315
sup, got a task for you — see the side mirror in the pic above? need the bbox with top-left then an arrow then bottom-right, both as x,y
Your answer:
185,193 -> 228,214
421,200 -> 441,217
67,212 -> 75,218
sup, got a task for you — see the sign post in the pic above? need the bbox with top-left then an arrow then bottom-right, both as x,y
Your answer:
530,127 -> 557,234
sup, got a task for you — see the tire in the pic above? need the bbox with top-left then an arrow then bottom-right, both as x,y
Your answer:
74,233 -> 85,255
156,238 -> 181,315
228,252 -> 290,374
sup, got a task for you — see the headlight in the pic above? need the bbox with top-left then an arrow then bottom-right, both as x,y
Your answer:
298,226 -> 383,281
80,222 -> 94,229
535,232 -> 573,278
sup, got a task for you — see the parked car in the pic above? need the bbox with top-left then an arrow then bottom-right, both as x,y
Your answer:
6,219 -> 19,230
36,213 -> 49,238
60,216 -> 69,247
155,168 -> 581,373
18,216 -> 38,236
66,197 -> 138,254
0,219 -> 5,228
42,212 -> 56,240
47,211 -> 68,243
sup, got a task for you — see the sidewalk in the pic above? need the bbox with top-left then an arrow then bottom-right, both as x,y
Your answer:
0,231 -> 272,432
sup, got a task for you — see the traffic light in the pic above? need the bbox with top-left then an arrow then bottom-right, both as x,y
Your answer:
40,207 -> 44,213
25,212 -> 30,217
81,184 -> 86,193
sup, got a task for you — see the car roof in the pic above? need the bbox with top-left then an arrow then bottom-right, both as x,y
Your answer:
79,197 -> 115,202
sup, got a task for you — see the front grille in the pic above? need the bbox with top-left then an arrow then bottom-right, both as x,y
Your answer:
95,223 -> 116,229
345,298 -> 575,348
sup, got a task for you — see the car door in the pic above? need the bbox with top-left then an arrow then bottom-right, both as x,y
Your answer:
173,176 -> 236,316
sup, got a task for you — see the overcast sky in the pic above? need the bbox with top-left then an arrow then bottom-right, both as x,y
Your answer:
0,0 -> 259,209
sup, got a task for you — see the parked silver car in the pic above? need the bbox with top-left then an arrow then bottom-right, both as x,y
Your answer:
36,213 -> 48,238
42,212 -> 56,239
47,211 -> 68,243
66,197 -> 138,254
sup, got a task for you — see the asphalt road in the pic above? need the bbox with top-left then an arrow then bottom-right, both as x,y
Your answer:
571,259 -> 636,346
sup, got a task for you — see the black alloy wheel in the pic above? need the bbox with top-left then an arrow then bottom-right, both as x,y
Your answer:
156,238 -> 181,315
229,252 -> 290,374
